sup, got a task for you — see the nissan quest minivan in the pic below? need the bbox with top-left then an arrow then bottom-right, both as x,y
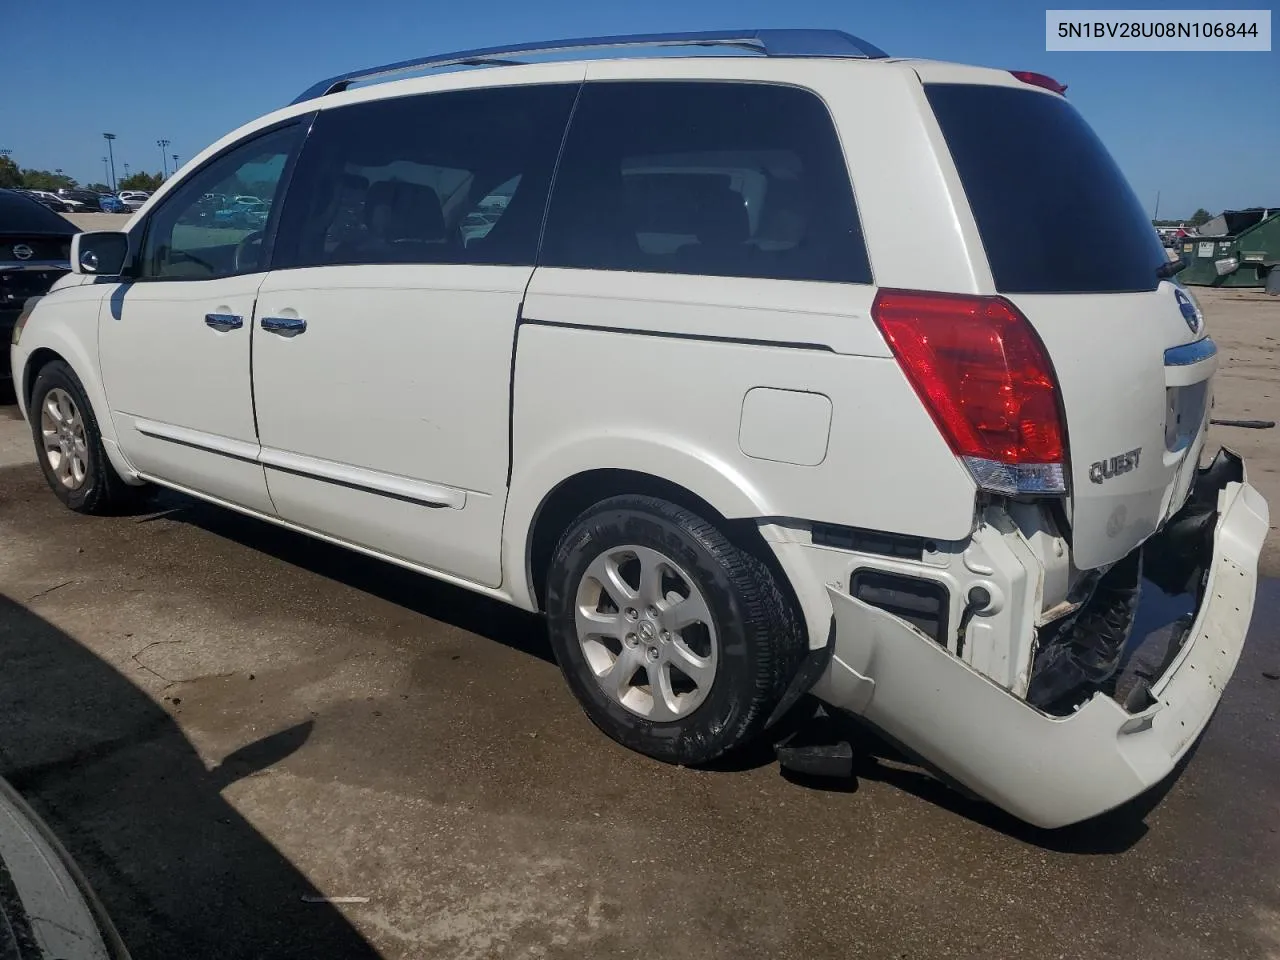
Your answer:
10,30 -> 1267,828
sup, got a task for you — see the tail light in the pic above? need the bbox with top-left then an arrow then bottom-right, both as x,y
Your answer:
872,289 -> 1067,496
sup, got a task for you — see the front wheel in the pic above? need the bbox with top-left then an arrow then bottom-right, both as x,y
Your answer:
545,495 -> 805,765
29,361 -> 143,514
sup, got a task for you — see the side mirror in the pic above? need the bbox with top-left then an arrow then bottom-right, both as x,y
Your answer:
71,231 -> 130,276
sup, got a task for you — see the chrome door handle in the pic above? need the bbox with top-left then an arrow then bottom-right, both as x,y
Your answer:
204,313 -> 243,331
260,316 -> 307,336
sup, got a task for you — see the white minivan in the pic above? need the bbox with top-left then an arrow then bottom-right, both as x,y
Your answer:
10,30 -> 1267,828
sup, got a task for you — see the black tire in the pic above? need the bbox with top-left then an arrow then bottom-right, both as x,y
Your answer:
29,360 -> 144,514
545,494 -> 805,765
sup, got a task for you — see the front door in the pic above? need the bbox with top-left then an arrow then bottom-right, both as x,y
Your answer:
99,124 -> 304,514
251,80 -> 580,587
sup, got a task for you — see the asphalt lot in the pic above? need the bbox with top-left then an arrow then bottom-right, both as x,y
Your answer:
0,286 -> 1278,959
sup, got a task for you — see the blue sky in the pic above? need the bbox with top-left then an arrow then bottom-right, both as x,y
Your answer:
2,0 -> 1275,218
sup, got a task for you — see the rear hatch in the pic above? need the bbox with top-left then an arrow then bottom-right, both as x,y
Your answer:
922,76 -> 1213,569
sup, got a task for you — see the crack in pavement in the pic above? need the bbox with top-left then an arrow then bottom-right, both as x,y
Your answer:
129,639 -> 237,692
23,579 -> 77,603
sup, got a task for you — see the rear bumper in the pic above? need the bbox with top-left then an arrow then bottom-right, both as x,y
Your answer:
815,453 -> 1267,828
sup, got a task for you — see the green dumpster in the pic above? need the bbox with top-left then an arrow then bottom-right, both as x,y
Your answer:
1178,208 -> 1280,287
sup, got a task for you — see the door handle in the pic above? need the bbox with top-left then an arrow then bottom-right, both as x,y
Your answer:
260,316 -> 307,336
204,313 -> 243,332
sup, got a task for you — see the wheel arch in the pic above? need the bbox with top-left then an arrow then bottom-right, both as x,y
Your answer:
22,347 -> 66,411
504,437 -> 829,647
20,327 -> 140,484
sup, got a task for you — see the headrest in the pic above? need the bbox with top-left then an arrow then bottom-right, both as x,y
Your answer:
366,180 -> 445,242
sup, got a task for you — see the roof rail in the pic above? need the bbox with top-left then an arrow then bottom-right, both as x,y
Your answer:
290,29 -> 889,105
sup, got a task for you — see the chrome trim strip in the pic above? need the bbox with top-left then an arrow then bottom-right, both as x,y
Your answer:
132,418 -> 468,509
133,418 -> 261,461
1165,337 -> 1218,367
258,447 -> 466,509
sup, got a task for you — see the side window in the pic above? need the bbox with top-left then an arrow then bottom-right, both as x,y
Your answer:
138,125 -> 301,280
272,85 -> 578,269
541,82 -> 872,284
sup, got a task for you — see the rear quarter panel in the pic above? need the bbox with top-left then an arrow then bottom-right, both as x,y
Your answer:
503,310 -> 977,612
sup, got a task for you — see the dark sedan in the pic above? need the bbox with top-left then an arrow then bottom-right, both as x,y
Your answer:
57,189 -> 105,212
1,189 -> 74,384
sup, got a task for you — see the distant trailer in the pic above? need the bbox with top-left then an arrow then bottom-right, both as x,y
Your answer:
1178,208 -> 1280,287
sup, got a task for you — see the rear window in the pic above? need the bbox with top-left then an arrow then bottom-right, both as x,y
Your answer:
925,84 -> 1166,294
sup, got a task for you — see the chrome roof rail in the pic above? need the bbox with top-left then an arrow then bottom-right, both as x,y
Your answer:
290,29 -> 888,104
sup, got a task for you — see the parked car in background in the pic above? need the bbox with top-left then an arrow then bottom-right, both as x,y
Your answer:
118,191 -> 150,211
43,191 -> 87,212
0,188 -> 74,384
10,29 -> 1268,831
58,189 -> 104,212
213,197 -> 269,228
20,190 -> 73,213
98,194 -> 126,213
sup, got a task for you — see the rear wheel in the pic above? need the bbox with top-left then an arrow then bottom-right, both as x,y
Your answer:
545,494 -> 805,765
29,361 -> 143,514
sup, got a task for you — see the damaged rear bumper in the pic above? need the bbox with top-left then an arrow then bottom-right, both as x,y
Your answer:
814,451 -> 1268,829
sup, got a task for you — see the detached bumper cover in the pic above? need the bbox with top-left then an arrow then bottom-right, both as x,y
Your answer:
818,456 -> 1267,829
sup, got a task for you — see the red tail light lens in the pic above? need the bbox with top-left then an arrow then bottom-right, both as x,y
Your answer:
872,289 -> 1067,496
1009,70 -> 1068,95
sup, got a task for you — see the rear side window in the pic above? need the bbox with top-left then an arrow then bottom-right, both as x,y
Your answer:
273,84 -> 577,269
540,81 -> 871,284
925,84 -> 1166,294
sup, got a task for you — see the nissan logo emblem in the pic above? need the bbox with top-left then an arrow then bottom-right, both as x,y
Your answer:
1174,287 -> 1202,335
12,244 -> 33,261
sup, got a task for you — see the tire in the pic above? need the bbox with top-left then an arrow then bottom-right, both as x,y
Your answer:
545,494 -> 805,765
29,360 -> 143,514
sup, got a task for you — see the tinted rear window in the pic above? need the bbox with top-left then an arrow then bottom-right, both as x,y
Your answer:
925,84 -> 1165,294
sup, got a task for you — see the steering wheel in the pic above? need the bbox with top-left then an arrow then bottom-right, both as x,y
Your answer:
233,230 -> 265,273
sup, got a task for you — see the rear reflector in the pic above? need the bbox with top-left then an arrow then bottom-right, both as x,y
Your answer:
1009,70 -> 1068,95
872,289 -> 1067,496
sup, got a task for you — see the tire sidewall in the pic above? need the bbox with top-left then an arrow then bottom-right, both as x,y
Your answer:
29,363 -> 107,512
546,501 -> 768,764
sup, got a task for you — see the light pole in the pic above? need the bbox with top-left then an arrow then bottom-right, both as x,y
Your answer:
0,148 -> 12,158
172,154 -> 180,174
102,156 -> 110,186
102,133 -> 117,191
157,139 -> 170,177
123,162 -> 131,181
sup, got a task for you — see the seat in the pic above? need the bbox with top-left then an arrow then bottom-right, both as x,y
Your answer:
329,179 -> 448,264
671,180 -> 750,275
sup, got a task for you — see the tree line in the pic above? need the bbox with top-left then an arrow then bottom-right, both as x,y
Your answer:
0,153 -> 164,194
1154,209 -> 1213,228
